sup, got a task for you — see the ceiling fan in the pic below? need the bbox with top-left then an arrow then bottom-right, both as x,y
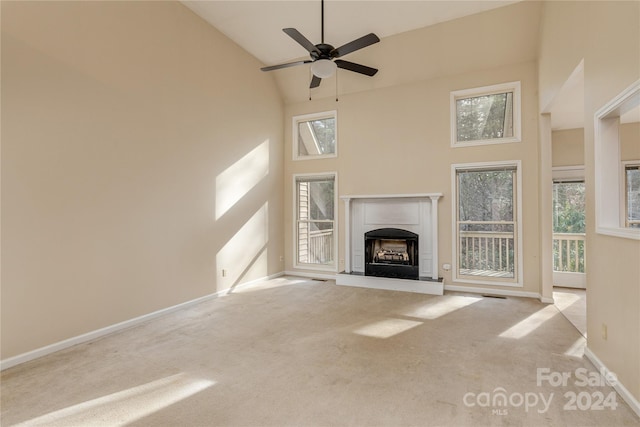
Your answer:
260,0 -> 380,89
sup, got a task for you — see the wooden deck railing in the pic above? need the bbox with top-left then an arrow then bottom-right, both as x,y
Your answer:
458,230 -> 586,276
459,231 -> 515,277
298,224 -> 333,265
307,229 -> 333,264
553,232 -> 586,273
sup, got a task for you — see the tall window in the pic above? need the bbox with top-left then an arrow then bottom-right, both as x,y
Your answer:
453,162 -> 522,286
293,111 -> 337,160
625,162 -> 640,228
295,174 -> 336,269
451,82 -> 521,147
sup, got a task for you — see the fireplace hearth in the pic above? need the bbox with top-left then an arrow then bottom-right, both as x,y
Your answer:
365,228 -> 419,280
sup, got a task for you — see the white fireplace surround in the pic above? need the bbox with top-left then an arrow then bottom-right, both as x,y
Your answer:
337,193 -> 443,295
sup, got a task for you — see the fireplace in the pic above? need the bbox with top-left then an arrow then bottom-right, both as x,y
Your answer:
365,228 -> 419,280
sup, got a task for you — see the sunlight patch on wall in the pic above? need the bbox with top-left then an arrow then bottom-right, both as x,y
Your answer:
402,295 -> 482,320
353,318 -> 423,339
215,139 -> 269,220
216,202 -> 268,290
14,373 -> 214,427
499,305 -> 559,339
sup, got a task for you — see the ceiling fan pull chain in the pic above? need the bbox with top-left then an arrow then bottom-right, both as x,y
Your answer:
335,71 -> 339,102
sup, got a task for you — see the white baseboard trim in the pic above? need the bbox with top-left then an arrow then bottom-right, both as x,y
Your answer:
584,346 -> 640,419
0,272 -> 284,371
540,296 -> 555,304
283,270 -> 337,281
445,284 -> 545,301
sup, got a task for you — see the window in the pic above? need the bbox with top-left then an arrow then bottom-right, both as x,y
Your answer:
625,162 -> 640,228
293,111 -> 337,160
452,161 -> 523,286
451,82 -> 521,147
594,79 -> 640,239
295,173 -> 336,270
552,179 -> 586,274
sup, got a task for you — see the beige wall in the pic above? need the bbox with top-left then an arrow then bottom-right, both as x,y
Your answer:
1,1 -> 284,359
621,122 -> 640,161
284,60 -> 541,294
552,128 -> 584,167
539,0 -> 640,402
551,123 -> 636,167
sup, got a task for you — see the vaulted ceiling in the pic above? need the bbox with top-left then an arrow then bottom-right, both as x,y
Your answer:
183,1 -> 541,105
183,1 -> 522,66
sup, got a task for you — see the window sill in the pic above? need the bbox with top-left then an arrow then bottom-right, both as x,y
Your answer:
293,264 -> 338,273
596,226 -> 640,241
451,136 -> 521,148
293,153 -> 337,161
452,276 -> 523,288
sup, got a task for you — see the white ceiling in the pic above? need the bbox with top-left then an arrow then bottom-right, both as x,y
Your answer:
182,1 -> 521,67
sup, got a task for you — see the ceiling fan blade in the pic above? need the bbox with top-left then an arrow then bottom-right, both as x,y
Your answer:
331,33 -> 380,58
310,75 -> 322,89
335,60 -> 378,77
283,28 -> 321,55
261,60 -> 312,72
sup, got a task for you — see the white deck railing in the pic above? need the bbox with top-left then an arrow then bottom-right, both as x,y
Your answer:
457,230 -> 586,277
304,228 -> 333,264
553,232 -> 586,273
459,231 -> 515,277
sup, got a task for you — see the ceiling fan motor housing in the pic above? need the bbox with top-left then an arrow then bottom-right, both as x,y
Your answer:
311,43 -> 335,60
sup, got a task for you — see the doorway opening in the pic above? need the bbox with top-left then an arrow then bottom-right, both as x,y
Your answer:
552,174 -> 586,288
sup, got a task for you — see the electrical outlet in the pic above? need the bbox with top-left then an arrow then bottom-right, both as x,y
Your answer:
279,255 -> 284,262
222,269 -> 227,277
602,323 -> 608,340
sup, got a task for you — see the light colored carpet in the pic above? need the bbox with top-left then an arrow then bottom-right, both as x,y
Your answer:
1,277 -> 638,426
554,287 -> 587,338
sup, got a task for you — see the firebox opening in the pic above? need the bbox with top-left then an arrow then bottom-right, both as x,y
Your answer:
372,239 -> 410,265
365,228 -> 419,280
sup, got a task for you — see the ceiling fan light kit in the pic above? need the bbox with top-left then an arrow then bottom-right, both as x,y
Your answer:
260,0 -> 380,90
311,59 -> 337,78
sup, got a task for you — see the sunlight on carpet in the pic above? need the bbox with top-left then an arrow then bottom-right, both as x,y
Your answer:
353,318 -> 423,339
498,305 -> 559,339
14,373 -> 215,427
401,295 -> 482,320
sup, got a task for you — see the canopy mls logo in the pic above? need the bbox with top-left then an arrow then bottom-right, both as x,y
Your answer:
463,388 -> 554,415
463,367 -> 619,415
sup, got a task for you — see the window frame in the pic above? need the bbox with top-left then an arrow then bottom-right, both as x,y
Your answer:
450,81 -> 522,147
594,79 -> 640,240
292,110 -> 338,161
293,172 -> 338,271
622,160 -> 640,228
451,160 -> 524,287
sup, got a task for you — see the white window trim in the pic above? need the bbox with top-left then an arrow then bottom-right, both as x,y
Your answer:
594,79 -> 640,240
450,81 -> 522,148
293,172 -> 339,272
552,165 -> 585,182
451,160 -> 524,287
292,110 -> 338,161
621,160 -> 640,228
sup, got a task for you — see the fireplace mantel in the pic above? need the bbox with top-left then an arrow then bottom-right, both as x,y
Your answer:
337,193 -> 443,295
